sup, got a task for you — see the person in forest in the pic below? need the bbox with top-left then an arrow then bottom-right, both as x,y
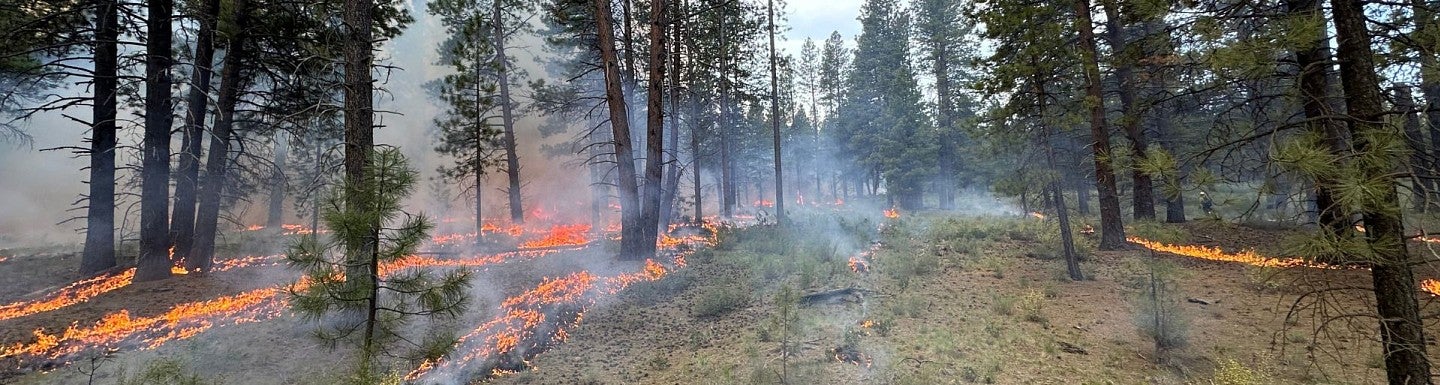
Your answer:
1200,191 -> 1214,217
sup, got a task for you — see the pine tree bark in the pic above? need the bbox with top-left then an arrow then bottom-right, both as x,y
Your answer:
1331,1 -> 1433,383
343,0 -> 377,288
1101,1 -> 1155,220
170,0 -> 221,266
136,0 -> 177,282
493,0 -> 524,224
933,44 -> 957,210
81,0 -> 120,275
595,0 -> 644,258
189,14 -> 248,273
1072,0 -> 1127,250
637,0 -> 668,258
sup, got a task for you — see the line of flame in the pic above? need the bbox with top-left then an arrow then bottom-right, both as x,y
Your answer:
0,255 -> 281,322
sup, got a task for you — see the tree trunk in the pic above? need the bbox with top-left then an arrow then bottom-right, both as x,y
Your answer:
1287,0 -> 1350,235
1101,1 -> 1155,221
136,0 -> 177,282
1419,0 -> 1440,209
189,17 -> 248,273
267,131 -> 288,229
343,0 -> 377,292
637,0 -> 668,258
1073,0 -> 1127,250
493,0 -> 524,224
595,0 -> 644,258
767,0 -> 785,223
1395,87 -> 1428,211
719,14 -> 736,218
660,2 -> 683,227
1332,1 -> 1433,383
81,0 -> 120,274
934,46 -> 956,210
170,0 -> 221,266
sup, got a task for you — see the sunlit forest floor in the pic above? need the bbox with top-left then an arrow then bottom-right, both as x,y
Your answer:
0,204 -> 1436,384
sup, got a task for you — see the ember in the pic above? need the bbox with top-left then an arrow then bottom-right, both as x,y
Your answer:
1423,279 -> 1440,297
831,345 -> 872,367
1028,211 -> 1045,220
883,208 -> 899,219
754,199 -> 775,207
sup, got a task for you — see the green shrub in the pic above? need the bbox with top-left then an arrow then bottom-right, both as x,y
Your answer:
692,286 -> 751,317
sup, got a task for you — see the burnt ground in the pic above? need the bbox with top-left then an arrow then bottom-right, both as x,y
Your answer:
492,214 -> 1440,385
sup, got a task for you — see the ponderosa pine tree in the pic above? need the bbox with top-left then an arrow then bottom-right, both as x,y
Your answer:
1328,0 -> 1431,381
135,0 -> 177,282
1071,0 -> 1126,250
80,0 -> 120,274
170,0 -> 223,267
429,0 -> 502,242
288,148 -> 470,371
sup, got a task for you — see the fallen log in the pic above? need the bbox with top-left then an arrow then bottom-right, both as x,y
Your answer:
799,287 -> 863,306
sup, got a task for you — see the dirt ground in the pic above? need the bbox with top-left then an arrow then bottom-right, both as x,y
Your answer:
1,213 -> 1437,384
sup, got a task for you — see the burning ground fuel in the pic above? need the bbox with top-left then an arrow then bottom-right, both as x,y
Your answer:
0,221 -> 714,379
1128,237 -> 1440,297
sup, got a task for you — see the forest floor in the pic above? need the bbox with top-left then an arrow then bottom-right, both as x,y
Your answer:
492,211 -> 1439,385
0,206 -> 1436,384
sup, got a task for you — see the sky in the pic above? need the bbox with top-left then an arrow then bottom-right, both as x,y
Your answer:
783,0 -> 864,55
0,0 -> 867,247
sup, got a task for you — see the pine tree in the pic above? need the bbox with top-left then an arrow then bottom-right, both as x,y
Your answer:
288,147 -> 470,371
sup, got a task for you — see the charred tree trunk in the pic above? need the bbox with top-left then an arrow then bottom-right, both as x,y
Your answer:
1073,0 -> 1127,250
170,0 -> 221,265
595,0 -> 644,258
1101,1 -> 1155,221
1287,0 -> 1350,235
136,0 -> 177,282
267,131 -> 289,229
767,0 -> 785,223
1331,1 -> 1433,383
494,0 -> 524,224
719,14 -> 736,218
81,0 -> 120,274
189,16 -> 248,273
637,0 -> 668,258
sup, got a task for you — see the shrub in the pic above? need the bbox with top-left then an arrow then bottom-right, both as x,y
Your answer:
116,359 -> 216,385
1017,288 -> 1047,323
692,286 -> 751,317
1130,258 -> 1190,357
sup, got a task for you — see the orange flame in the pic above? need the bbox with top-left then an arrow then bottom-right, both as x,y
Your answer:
1029,212 -> 1046,220
1422,279 -> 1440,297
519,224 -> 593,249
1128,237 -> 1352,269
883,208 -> 900,219
754,199 -> 775,208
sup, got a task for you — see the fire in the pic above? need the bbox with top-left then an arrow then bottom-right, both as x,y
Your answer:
408,233 -> 712,382
519,224 -> 592,249
1080,224 -> 1095,234
796,192 -> 806,205
1029,212 -> 1046,220
0,255 -> 281,323
0,286 -> 288,361
754,199 -> 775,208
883,208 -> 899,219
0,269 -> 135,322
848,257 -> 869,273
834,198 -> 845,206
243,224 -> 264,231
1128,237 -> 1353,269
1422,279 -> 1440,297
